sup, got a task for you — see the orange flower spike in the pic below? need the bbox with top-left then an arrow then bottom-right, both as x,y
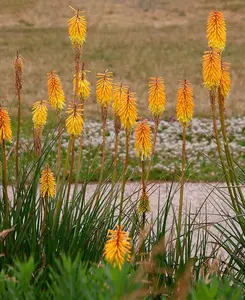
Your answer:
112,82 -> 128,116
220,62 -> 231,99
119,90 -> 137,132
207,10 -> 226,51
203,50 -> 222,90
40,165 -> 56,198
176,80 -> 194,125
134,119 -> 152,160
148,77 -> 166,118
68,7 -> 87,47
104,225 -> 131,269
96,70 -> 113,107
0,106 -> 12,143
47,71 -> 65,111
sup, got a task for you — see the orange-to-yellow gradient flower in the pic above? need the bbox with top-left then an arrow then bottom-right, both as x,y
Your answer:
0,106 -> 12,143
203,50 -> 221,90
73,70 -> 91,101
65,102 -> 84,137
68,7 -> 87,47
96,70 -> 113,107
104,225 -> 131,269
47,71 -> 65,111
40,165 -> 56,198
119,90 -> 137,132
148,77 -> 166,117
176,80 -> 194,125
207,10 -> 226,51
220,62 -> 231,99
112,82 -> 128,116
32,100 -> 48,129
134,119 -> 152,160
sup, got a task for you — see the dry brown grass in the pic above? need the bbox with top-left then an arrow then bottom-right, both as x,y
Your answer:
1,0 -> 245,119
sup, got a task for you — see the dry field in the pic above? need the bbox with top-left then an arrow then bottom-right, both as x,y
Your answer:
1,0 -> 245,119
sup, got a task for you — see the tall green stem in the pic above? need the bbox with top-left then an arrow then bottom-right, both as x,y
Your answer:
209,90 -> 238,211
3,140 -> 9,228
52,138 -> 72,233
74,100 -> 85,194
16,88 -> 21,193
146,116 -> 159,183
65,137 -> 75,213
41,195 -> 48,238
56,112 -> 61,189
218,89 -> 245,207
177,124 -> 186,235
141,160 -> 146,230
14,51 -> 22,194
118,130 -> 130,226
97,106 -> 107,201
112,116 -> 120,186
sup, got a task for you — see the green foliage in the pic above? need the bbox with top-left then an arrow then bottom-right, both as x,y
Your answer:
190,276 -> 243,300
0,257 -> 243,299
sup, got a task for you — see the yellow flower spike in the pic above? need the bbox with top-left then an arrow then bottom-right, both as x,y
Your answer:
220,62 -> 231,99
148,77 -> 166,118
96,70 -> 113,107
68,6 -> 87,47
203,50 -> 222,90
134,119 -> 152,160
0,106 -> 12,143
40,165 -> 56,198
47,71 -> 65,111
119,90 -> 137,132
104,225 -> 131,270
65,102 -> 84,137
112,82 -> 128,116
207,10 -> 226,51
176,80 -> 194,125
73,70 -> 91,101
32,100 -> 48,129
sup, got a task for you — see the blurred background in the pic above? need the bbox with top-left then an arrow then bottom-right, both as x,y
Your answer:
0,0 -> 245,119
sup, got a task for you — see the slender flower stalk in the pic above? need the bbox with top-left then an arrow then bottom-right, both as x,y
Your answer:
47,70 -> 65,184
203,47 -> 238,210
207,10 -> 226,51
74,63 -> 91,190
135,119 -> 152,230
96,70 -> 113,196
209,90 -> 238,210
118,90 -> 137,225
217,63 -> 245,207
176,80 -> 194,234
14,51 -> 23,192
32,100 -> 48,157
104,225 -> 131,269
0,105 -> 12,228
111,82 -> 128,184
146,77 -> 166,182
62,7 -> 86,211
65,102 -> 84,207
